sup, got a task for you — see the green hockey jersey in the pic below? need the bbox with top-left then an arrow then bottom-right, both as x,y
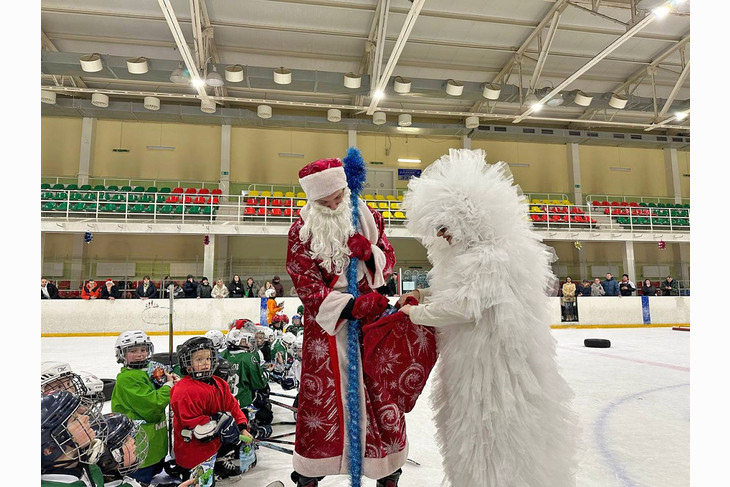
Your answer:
220,349 -> 268,408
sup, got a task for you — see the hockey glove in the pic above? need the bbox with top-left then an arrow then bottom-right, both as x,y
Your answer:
352,292 -> 389,322
216,412 -> 241,445
347,234 -> 372,261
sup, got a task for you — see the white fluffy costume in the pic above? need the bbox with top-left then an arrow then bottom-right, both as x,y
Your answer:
401,149 -> 578,486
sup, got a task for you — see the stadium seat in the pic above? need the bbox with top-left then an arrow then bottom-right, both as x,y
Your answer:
146,186 -> 158,193
382,211 -> 393,219
273,191 -> 284,197
296,192 -> 306,198
107,185 -> 119,192
243,207 -> 255,216
143,204 -> 155,213
186,205 -> 201,215
129,204 -> 145,213
84,203 -> 97,213
285,191 -> 295,198
296,200 -> 306,207
375,195 -> 385,201
249,190 -> 260,197
256,208 -> 267,217
171,187 -> 184,194
261,190 -> 272,197
92,185 -> 106,192
378,202 -> 389,210
198,188 -> 210,195
120,185 -> 132,192
394,211 -> 406,219
173,205 -> 183,214
211,189 -> 222,195
202,206 -> 213,216
159,187 -> 171,194
159,205 -> 173,214
386,195 -> 396,201
270,208 -> 283,217
184,187 -> 197,194
79,184 -> 92,191
133,186 -> 145,192
41,202 -> 55,212
55,202 -> 68,212
363,194 -> 374,201
41,183 -> 51,190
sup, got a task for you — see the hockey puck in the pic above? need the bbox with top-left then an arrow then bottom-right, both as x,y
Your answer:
101,378 -> 116,402
584,338 -> 611,348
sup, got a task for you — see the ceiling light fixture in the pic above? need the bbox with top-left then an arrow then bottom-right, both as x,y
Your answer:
170,63 -> 189,84
126,57 -> 149,74
344,72 -> 362,89
482,83 -> 501,100
652,5 -> 670,18
191,78 -> 206,89
258,105 -> 272,119
394,76 -> 411,94
525,93 -> 542,111
465,116 -> 480,129
674,110 -> 688,121
41,90 -> 57,105
143,96 -> 160,111
91,93 -> 109,108
274,67 -> 292,85
574,91 -> 593,107
79,53 -> 103,73
205,65 -> 225,87
225,64 -> 244,83
373,112 -> 386,125
327,109 -> 341,122
398,114 -> 412,127
609,93 -> 628,109
397,158 -> 421,164
200,99 -> 216,113
445,79 -> 464,96
373,90 -> 385,100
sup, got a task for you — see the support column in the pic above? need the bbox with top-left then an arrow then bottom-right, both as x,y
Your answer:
461,135 -> 471,149
78,117 -> 96,186
348,130 -> 357,149
663,147 -> 682,204
623,241 -> 636,284
70,236 -> 86,292
203,235 -> 215,282
220,125 -> 231,197
566,142 -> 583,205
579,249 -> 588,282
678,242 -> 690,288
216,236 -> 229,281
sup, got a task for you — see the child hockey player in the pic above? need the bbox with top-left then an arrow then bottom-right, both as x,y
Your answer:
254,325 -> 273,363
41,390 -> 108,487
284,314 -> 303,336
220,328 -> 273,437
111,330 -> 179,486
169,336 -> 254,483
96,412 -> 153,487
41,361 -> 104,414
265,289 -> 284,325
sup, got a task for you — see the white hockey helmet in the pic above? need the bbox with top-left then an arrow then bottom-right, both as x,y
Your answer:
77,370 -> 106,408
265,288 -> 276,298
115,330 -> 154,368
204,329 -> 226,350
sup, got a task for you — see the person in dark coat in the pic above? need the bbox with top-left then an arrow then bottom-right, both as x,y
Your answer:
244,277 -> 259,298
182,274 -> 198,298
41,277 -> 59,299
601,273 -> 620,296
641,279 -> 657,296
197,277 -> 213,298
661,276 -> 680,296
101,279 -> 122,300
135,275 -> 157,300
619,274 -> 636,296
272,275 -> 285,297
228,275 -> 245,298
578,279 -> 592,296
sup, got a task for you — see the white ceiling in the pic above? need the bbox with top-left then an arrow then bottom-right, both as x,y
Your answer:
40,0 -> 690,136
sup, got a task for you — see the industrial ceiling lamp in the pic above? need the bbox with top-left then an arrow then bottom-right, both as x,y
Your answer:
394,76 -> 411,94
574,91 -> 593,107
127,57 -> 149,74
143,96 -> 160,111
327,109 -> 341,122
373,112 -> 386,125
258,105 -> 273,119
225,64 -> 244,83
205,65 -> 225,87
274,67 -> 292,85
41,90 -> 57,105
445,79 -> 464,96
525,92 -> 542,111
398,114 -> 412,127
482,83 -> 501,100
344,72 -> 361,89
170,63 -> 190,84
80,53 -> 103,72
200,99 -> 216,113
91,93 -> 109,108
609,93 -> 628,109
465,116 -> 479,129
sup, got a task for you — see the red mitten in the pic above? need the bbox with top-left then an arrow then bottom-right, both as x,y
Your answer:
347,234 -> 372,261
352,292 -> 389,321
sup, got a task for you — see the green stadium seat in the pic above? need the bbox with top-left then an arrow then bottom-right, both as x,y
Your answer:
52,183 -> 65,190
79,184 -> 92,191
42,192 -> 55,201
173,205 -> 183,214
133,186 -> 145,192
120,185 -> 133,192
93,185 -> 106,192
202,206 -> 213,215
145,186 -> 158,193
71,202 -> 86,212
81,192 -> 96,202
143,204 -> 155,213
129,204 -> 145,213
159,187 -> 171,193
186,205 -> 201,215
138,194 -> 153,203
41,202 -> 55,211
159,205 -> 173,214
101,203 -> 117,213
66,184 -> 79,191
106,185 -> 119,192
70,192 -> 83,201
41,183 -> 51,190
52,192 -> 68,201
85,203 -> 97,213
55,202 -> 68,212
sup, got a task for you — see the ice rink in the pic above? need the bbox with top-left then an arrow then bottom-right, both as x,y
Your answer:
40,327 -> 689,487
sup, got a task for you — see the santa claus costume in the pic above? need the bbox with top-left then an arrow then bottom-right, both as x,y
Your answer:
400,148 -> 579,486
286,157 -> 409,486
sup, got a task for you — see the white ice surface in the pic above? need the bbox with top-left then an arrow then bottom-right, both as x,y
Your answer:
40,328 -> 689,487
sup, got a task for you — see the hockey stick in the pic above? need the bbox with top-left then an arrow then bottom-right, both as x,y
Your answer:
259,438 -> 295,445
269,391 -> 297,400
269,421 -> 297,426
406,458 -> 421,466
269,398 -> 297,413
256,440 -> 294,455
268,430 -> 296,440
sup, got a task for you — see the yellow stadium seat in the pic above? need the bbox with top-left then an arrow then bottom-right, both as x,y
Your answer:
273,191 -> 284,197
382,211 -> 393,219
531,199 -> 541,205
378,202 -> 389,210
530,205 -> 543,213
394,211 -> 406,219
397,195 -> 403,201
561,199 -> 571,205
551,199 -> 562,205
540,199 -> 550,205
296,200 -> 306,207
261,190 -> 272,197
249,190 -> 260,197
363,194 -> 374,201
285,191 -> 295,198
367,202 -> 377,209
386,195 -> 396,201
296,192 -> 306,198
390,202 -> 399,210
375,194 -> 385,200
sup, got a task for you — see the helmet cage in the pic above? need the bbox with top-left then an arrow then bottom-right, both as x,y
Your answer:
178,338 -> 217,380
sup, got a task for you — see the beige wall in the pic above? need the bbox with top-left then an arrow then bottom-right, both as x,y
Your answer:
42,117 -> 83,177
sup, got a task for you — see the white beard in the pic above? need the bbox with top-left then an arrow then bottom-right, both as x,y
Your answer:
299,188 -> 354,275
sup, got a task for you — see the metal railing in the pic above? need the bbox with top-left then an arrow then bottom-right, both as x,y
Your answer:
41,189 -> 691,233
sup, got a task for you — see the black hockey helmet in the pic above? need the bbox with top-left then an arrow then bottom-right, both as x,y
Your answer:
96,413 -> 149,477
177,336 -> 217,380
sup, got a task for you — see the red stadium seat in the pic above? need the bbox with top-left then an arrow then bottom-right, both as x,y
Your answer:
211,189 -> 222,195
243,207 -> 255,216
184,187 -> 197,194
198,188 -> 210,195
172,187 -> 184,194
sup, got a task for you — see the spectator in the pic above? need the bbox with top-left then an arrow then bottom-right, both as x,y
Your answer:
578,279 -> 592,296
170,281 -> 185,299
81,279 -> 102,300
212,278 -> 230,299
101,278 -> 122,300
161,275 -> 174,298
197,277 -> 213,298
641,279 -> 658,296
601,272 -> 620,296
258,280 -> 273,298
135,275 -> 157,300
244,277 -> 259,298
619,274 -> 636,296
265,288 -> 284,325
41,277 -> 59,299
272,275 -> 285,297
591,278 -> 606,296
561,277 -> 577,321
228,274 -> 245,298
661,276 -> 680,296
182,274 -> 198,298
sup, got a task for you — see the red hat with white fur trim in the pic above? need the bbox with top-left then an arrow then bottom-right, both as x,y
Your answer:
298,158 -> 347,202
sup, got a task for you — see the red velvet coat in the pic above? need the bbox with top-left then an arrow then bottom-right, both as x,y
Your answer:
286,201 -> 405,479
